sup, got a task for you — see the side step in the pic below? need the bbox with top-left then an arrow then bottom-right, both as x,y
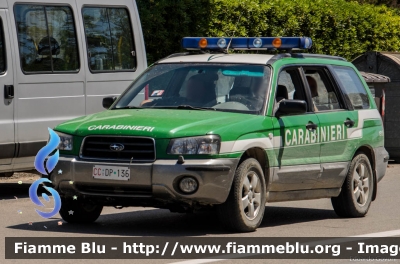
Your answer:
266,188 -> 341,203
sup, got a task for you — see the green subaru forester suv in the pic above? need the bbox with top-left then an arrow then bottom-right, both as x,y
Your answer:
50,37 -> 389,232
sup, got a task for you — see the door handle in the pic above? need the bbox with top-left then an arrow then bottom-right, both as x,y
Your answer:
344,119 -> 355,128
306,122 -> 318,131
4,85 -> 14,99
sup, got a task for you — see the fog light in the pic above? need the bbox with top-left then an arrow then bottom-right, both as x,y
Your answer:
179,177 -> 198,194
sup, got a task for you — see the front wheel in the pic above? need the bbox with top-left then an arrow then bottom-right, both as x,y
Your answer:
331,152 -> 374,217
59,197 -> 103,223
217,158 -> 266,232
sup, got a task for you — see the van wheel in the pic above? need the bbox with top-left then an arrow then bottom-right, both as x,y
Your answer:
331,152 -> 374,217
217,158 -> 266,232
0,172 -> 14,177
59,197 -> 103,223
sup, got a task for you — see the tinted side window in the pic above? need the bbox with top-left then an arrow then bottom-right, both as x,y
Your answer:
275,68 -> 311,112
277,70 -> 296,98
332,66 -> 370,109
14,4 -> 80,73
0,19 -> 6,74
277,69 -> 306,101
82,7 -> 136,72
303,68 -> 343,112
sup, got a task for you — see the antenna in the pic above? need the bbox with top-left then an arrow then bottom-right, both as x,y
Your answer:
226,14 -> 242,53
226,38 -> 233,53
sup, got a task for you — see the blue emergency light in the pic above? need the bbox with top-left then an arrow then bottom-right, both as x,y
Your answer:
181,37 -> 312,50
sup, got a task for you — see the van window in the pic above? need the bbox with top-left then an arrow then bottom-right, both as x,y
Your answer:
0,19 -> 6,74
332,66 -> 370,109
82,7 -> 136,72
14,4 -> 80,73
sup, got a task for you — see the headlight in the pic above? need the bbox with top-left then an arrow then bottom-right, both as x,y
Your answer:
56,132 -> 73,151
167,135 -> 221,155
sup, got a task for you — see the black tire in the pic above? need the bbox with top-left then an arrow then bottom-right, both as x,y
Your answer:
217,158 -> 266,232
331,152 -> 374,217
0,172 -> 14,177
59,197 -> 103,223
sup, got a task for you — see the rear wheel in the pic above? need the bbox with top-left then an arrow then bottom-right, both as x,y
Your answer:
217,158 -> 266,232
59,197 -> 103,223
331,152 -> 374,217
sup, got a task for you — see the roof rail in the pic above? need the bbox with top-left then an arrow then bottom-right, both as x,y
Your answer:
268,53 -> 292,64
153,52 -> 191,64
268,53 -> 346,64
165,52 -> 190,59
291,53 -> 347,61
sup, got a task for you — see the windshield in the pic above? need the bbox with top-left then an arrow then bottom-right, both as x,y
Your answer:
114,63 -> 271,114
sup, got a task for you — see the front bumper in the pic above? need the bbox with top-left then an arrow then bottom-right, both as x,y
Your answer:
48,156 -> 239,206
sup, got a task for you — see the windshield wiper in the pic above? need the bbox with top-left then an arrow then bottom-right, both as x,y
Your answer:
140,105 -> 217,111
176,105 -> 215,110
112,106 -> 143,110
176,105 -> 216,111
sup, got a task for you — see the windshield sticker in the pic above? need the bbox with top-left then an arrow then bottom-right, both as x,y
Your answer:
151,90 -> 164,97
88,125 -> 155,132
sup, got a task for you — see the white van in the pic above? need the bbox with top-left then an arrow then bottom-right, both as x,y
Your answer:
0,0 -> 147,176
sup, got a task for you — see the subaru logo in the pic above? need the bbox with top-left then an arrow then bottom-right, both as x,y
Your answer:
110,143 -> 124,151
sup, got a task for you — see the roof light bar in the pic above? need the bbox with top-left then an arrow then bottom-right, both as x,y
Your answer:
181,37 -> 313,50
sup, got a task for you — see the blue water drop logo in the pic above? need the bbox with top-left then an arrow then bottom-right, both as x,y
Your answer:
29,178 -> 61,218
34,128 -> 60,175
30,128 -> 62,218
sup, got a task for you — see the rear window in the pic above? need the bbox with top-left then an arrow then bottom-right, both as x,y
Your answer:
332,66 -> 370,109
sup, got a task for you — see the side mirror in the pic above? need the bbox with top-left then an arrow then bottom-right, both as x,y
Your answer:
276,100 -> 307,117
102,96 -> 117,109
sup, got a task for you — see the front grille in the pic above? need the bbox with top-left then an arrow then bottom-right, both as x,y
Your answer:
80,136 -> 155,161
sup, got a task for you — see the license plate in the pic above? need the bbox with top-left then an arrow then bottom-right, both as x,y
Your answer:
92,165 -> 130,181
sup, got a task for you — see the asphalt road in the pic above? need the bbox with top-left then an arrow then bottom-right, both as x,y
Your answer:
1,164 -> 399,264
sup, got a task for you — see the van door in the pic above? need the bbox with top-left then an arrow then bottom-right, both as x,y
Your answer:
0,10 -> 15,165
10,1 -> 85,159
77,0 -> 147,114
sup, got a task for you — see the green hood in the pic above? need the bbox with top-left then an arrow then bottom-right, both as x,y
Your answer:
54,109 -> 269,141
